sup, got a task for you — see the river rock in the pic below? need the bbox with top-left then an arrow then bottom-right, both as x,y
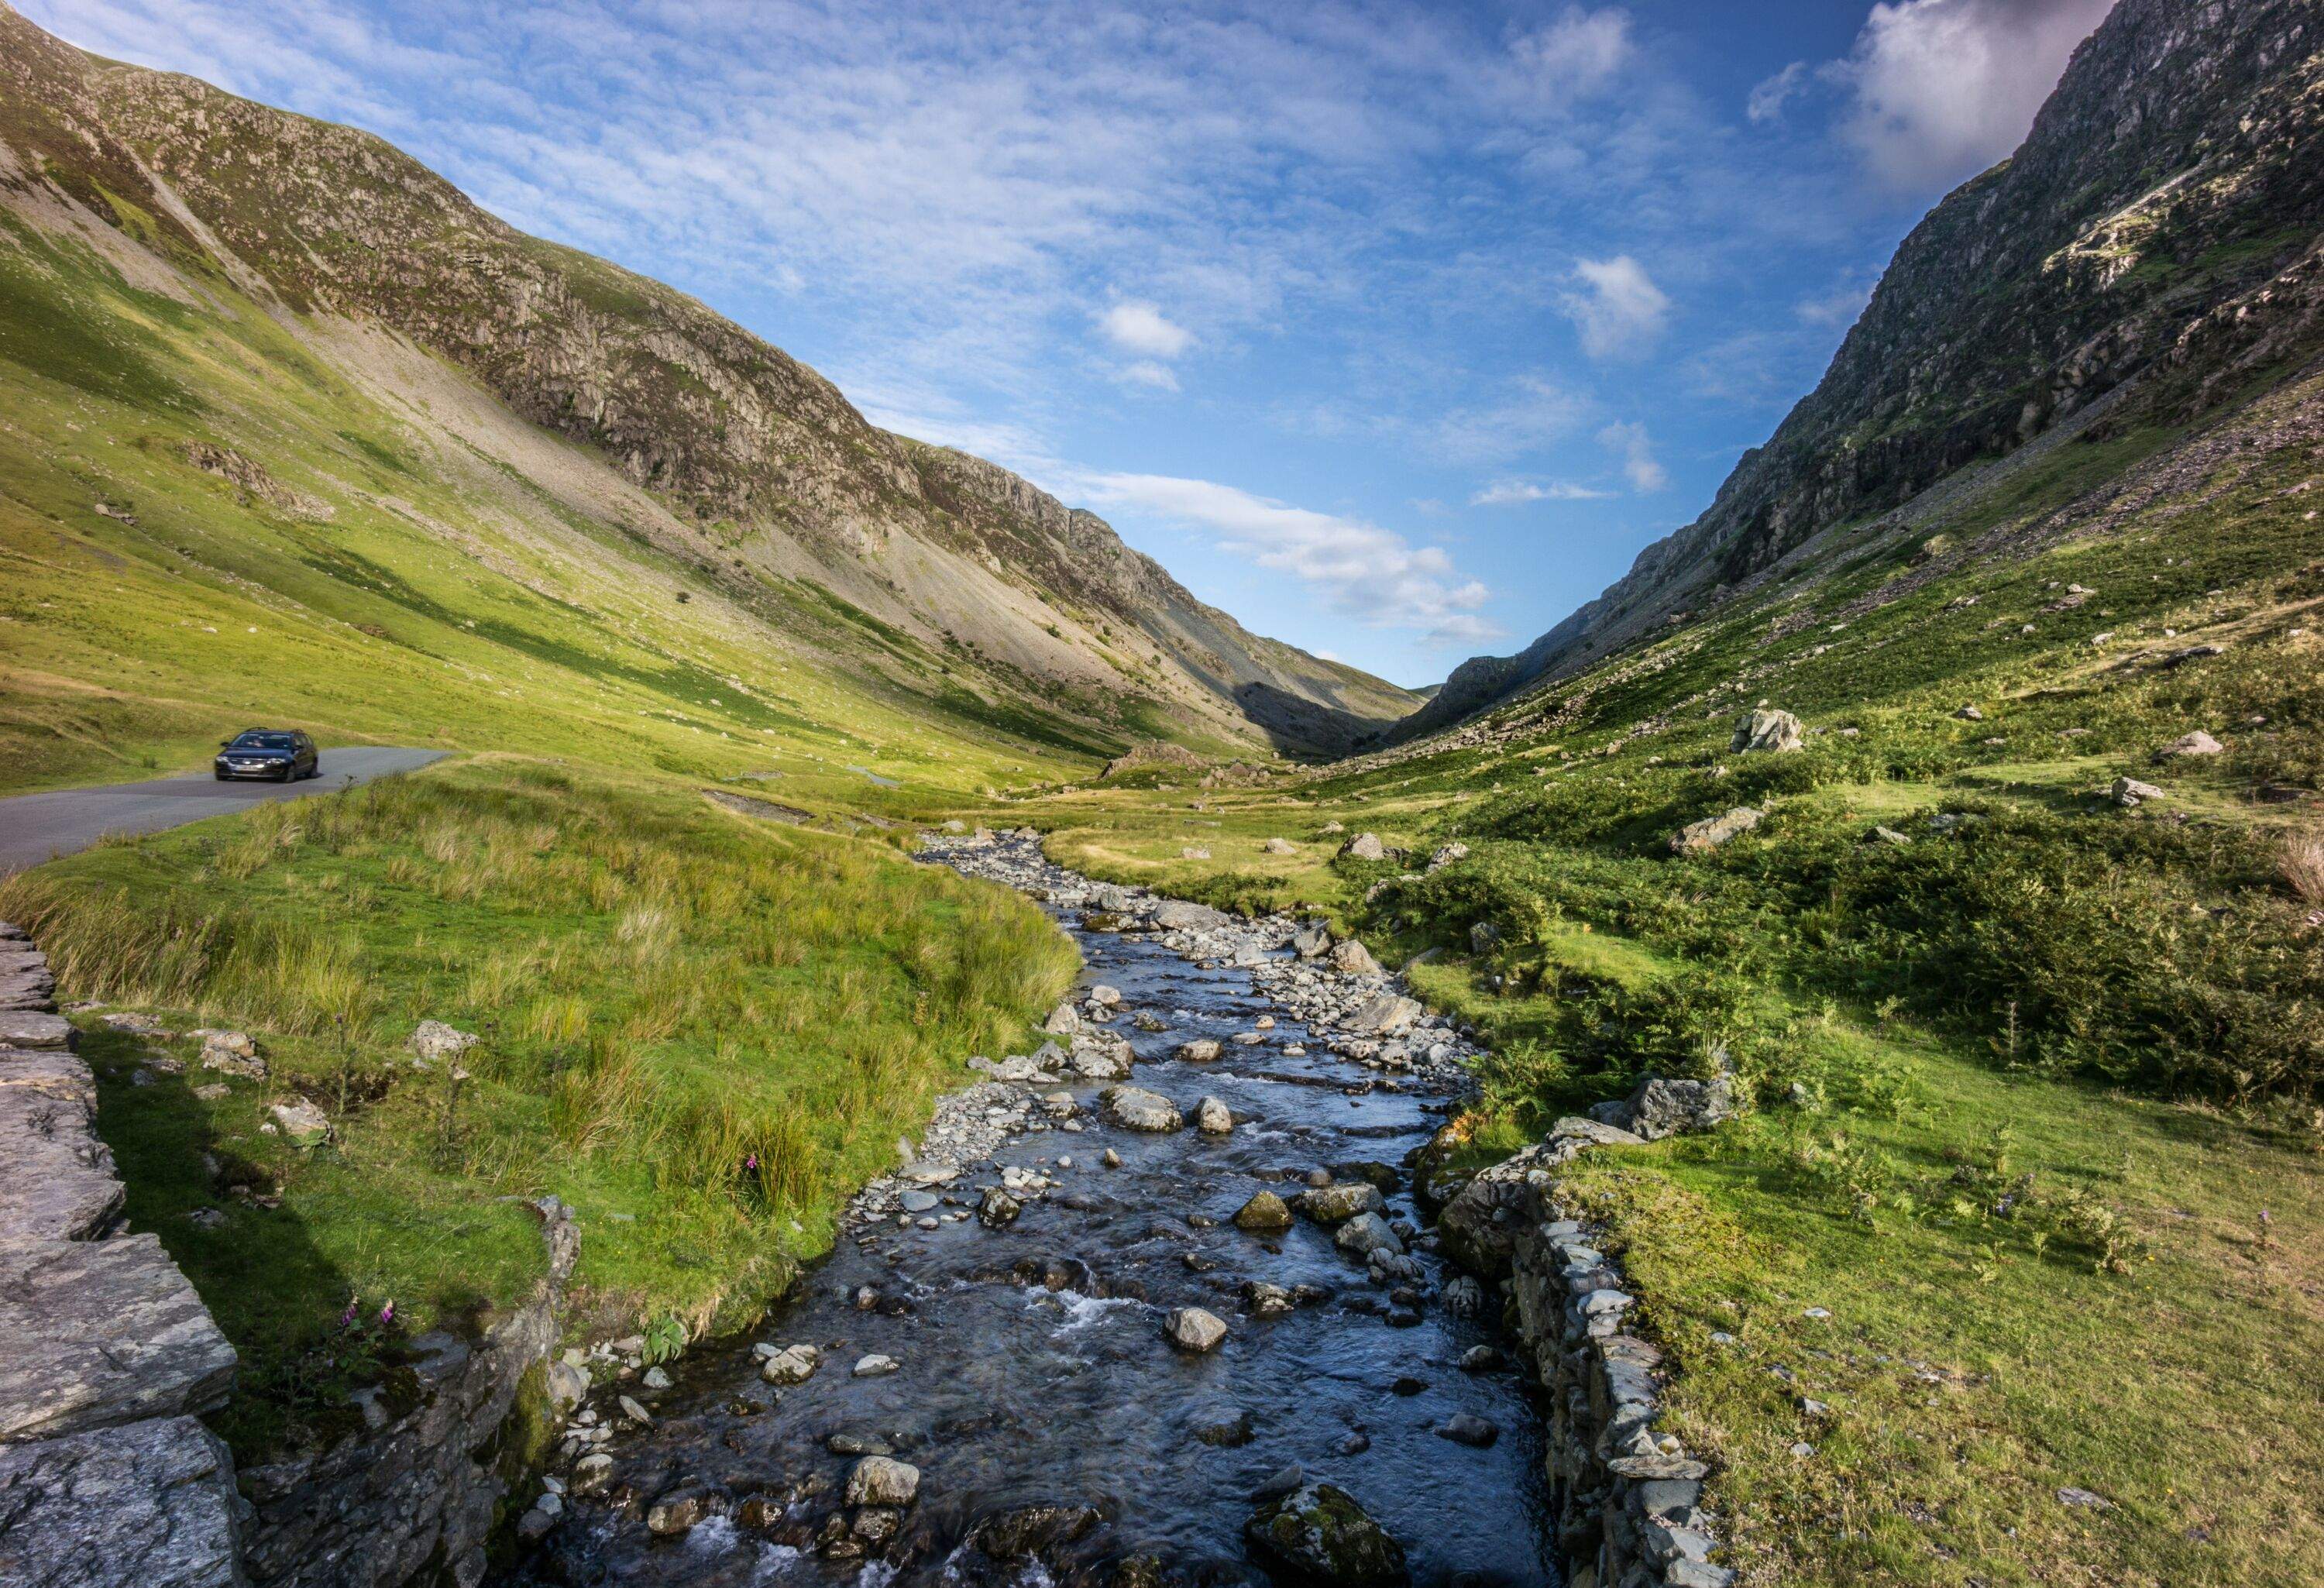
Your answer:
1291,923 -> 1332,959
1435,1413 -> 1500,1447
1071,1033 -> 1135,1080
966,1502 -> 1102,1558
1176,1039 -> 1222,1062
846,1455 -> 921,1508
1088,985 -> 1122,1007
1154,900 -> 1231,931
1334,1212 -> 1403,1260
1326,938 -> 1382,976
1043,1002 -> 1084,1036
1167,1308 -> 1229,1353
1103,1087 -> 1183,1133
1195,1097 -> 1234,1135
1233,1191 -> 1293,1232
978,1188 -> 1022,1229
758,1344 -> 820,1385
1295,1183 -> 1383,1224
1347,995 -> 1422,1036
1731,708 -> 1804,753
853,1354 -> 899,1377
1244,1483 -> 1408,1588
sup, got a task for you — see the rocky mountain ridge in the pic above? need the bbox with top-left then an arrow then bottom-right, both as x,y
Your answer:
1395,0 -> 2324,742
0,2 -> 1413,757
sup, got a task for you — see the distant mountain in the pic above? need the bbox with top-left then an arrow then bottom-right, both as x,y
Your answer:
0,2 -> 1416,762
1392,0 -> 2324,743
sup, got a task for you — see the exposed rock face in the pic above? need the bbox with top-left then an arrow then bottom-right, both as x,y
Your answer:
238,1198 -> 581,1588
0,926 -> 249,1588
0,1415 -> 249,1588
1391,0 -> 2324,741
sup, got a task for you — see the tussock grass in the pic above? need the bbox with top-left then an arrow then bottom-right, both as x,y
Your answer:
2,758 -> 1075,1458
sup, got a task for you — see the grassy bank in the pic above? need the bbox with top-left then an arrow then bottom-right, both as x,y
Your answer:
0,757 -> 1076,1459
987,387 -> 2324,1584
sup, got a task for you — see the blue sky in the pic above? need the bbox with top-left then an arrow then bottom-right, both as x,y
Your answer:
28,0 -> 2115,686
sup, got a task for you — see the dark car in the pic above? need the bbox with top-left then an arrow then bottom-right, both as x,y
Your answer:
214,728 -> 320,782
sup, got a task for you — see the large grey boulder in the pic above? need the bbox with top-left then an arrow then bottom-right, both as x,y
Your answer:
2157,730 -> 2224,758
1346,995 -> 1422,1036
1337,833 -> 1387,861
1153,900 -> 1231,931
1070,1033 -> 1135,1080
1291,922 -> 1332,959
1326,938 -> 1383,977
1594,1075 -> 1737,1141
1295,1183 -> 1384,1225
406,1019 -> 476,1069
0,1236 -> 237,1441
1731,708 -> 1805,753
0,1414 -> 249,1588
847,1456 -> 920,1507
1333,1212 -> 1402,1260
1244,1483 -> 1408,1588
1102,1087 -> 1183,1133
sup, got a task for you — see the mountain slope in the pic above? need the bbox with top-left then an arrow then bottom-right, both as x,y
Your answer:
0,1 -> 1415,789
1396,0 -> 2324,742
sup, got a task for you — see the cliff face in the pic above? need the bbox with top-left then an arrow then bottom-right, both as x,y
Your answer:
0,3 -> 1416,756
1396,0 -> 2324,742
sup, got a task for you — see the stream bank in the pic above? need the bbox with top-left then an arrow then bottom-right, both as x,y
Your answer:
506,830 -> 1557,1586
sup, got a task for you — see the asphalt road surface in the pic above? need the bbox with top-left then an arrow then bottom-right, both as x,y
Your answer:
0,748 -> 449,875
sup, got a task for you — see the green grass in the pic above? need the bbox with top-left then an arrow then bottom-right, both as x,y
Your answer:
988,365 -> 2324,1585
0,758 -> 1077,1460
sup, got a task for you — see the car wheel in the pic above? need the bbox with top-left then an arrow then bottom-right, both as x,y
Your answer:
215,772 -> 229,782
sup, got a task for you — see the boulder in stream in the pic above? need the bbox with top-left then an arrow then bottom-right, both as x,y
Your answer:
1244,1482 -> 1408,1587
1104,1087 -> 1184,1133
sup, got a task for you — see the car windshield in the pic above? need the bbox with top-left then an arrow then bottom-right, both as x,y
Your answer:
232,734 -> 297,749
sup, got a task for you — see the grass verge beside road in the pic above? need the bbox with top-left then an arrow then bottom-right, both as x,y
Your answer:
0,756 -> 1076,1459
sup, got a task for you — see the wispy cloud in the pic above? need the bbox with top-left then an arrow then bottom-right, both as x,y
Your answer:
1470,479 -> 1614,506
1597,420 -> 1668,492
1068,470 -> 1498,644
1508,5 -> 1635,101
1746,60 -> 1808,123
1562,255 -> 1670,362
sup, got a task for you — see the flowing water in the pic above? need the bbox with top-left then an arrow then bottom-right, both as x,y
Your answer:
515,837 -> 1554,1586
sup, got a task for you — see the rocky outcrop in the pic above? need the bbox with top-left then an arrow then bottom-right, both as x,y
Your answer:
238,1198 -> 579,1588
0,924 -> 249,1588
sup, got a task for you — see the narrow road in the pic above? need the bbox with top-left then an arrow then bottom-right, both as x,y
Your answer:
0,748 -> 450,875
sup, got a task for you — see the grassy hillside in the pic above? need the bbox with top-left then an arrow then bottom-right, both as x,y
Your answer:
1006,364 -> 2324,1584
0,758 -> 1075,1460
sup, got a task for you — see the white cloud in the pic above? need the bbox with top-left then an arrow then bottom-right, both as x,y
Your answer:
1597,421 -> 1668,492
1510,6 -> 1635,101
1116,359 -> 1181,393
1098,301 -> 1193,359
1429,376 -> 1588,464
1470,479 -> 1614,506
1562,256 -> 1670,362
1830,0 -> 2116,193
1746,60 -> 1808,123
1070,471 -> 1499,644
